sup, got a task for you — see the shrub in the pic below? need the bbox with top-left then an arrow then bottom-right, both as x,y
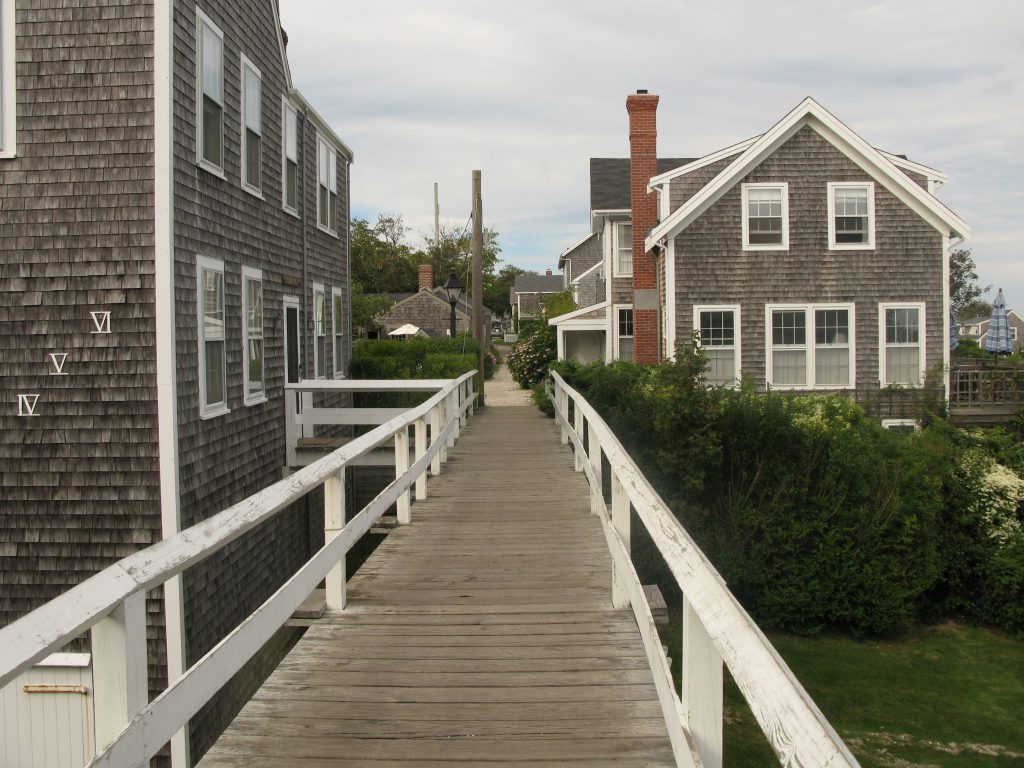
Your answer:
507,319 -> 556,388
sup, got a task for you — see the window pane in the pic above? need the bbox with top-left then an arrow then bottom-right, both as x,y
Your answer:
772,311 -> 805,346
618,308 -> 633,337
201,24 -> 222,103
316,336 -> 326,377
203,269 -> 223,340
815,309 -> 848,344
247,338 -> 263,394
246,278 -> 262,336
886,308 -> 919,344
205,340 -> 225,405
286,160 -> 297,208
815,347 -> 849,386
700,311 -> 734,347
285,106 -> 297,161
618,337 -> 633,362
886,346 -> 920,385
705,348 -> 735,385
244,68 -> 260,133
747,188 -> 782,245
202,97 -> 222,166
617,224 -> 632,274
772,349 -> 806,386
333,293 -> 344,326
245,130 -> 261,188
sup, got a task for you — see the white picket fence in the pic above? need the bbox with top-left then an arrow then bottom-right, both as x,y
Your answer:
548,371 -> 860,768
0,372 -> 476,768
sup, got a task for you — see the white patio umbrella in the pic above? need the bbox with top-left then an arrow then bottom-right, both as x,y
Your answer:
984,289 -> 1013,355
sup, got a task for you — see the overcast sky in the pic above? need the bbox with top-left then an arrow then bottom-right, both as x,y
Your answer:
279,0 -> 1024,309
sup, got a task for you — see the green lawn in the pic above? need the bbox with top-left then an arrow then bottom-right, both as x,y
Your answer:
663,622 -> 1024,767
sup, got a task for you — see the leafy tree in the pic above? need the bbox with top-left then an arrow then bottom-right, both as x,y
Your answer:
960,298 -> 994,320
950,248 -> 990,315
350,281 -> 393,337
421,223 -> 501,297
351,215 -> 418,294
540,290 -> 576,319
484,264 -> 527,318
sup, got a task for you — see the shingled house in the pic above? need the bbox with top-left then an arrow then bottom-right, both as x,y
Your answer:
369,264 -> 492,340
552,94 -> 969,417
509,270 -> 564,329
0,1 -> 351,764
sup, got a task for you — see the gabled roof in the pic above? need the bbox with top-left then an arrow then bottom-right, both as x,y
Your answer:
571,259 -> 603,286
558,233 -> 597,269
646,97 -> 969,249
514,274 -> 564,294
375,287 -> 486,320
590,158 -> 692,211
549,300 -> 610,326
648,137 -> 760,190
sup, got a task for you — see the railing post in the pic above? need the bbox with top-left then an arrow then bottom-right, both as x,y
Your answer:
559,387 -> 569,445
415,417 -> 427,500
395,425 -> 411,524
285,386 -> 297,467
300,391 -> 313,439
682,596 -> 724,768
574,408 -> 584,472
430,404 -> 444,472
611,471 -> 630,608
588,426 -> 603,516
448,391 -> 458,447
466,377 -> 475,417
324,468 -> 346,609
91,590 -> 148,752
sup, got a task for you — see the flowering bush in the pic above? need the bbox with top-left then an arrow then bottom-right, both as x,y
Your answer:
506,320 -> 556,389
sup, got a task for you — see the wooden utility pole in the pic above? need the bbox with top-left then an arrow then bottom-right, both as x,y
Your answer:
471,170 -> 484,407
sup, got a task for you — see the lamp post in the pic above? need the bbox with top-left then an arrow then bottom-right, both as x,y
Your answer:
442,269 -> 464,338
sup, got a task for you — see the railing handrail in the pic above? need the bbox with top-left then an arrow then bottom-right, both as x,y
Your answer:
0,370 -> 475,692
549,370 -> 860,768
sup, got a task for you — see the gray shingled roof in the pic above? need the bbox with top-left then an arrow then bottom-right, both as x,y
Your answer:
589,158 -> 693,211
514,274 -> 564,293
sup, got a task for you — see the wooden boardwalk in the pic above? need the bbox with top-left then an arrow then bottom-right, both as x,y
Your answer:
199,406 -> 675,767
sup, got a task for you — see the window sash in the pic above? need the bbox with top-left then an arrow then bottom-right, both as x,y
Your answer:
747,188 -> 783,245
617,307 -> 633,361
242,61 -> 261,191
199,263 -> 226,411
314,288 -> 326,378
333,291 -> 345,376
198,13 -> 224,169
244,276 -> 264,398
283,103 -> 298,210
883,306 -> 922,385
317,139 -> 337,230
770,306 -> 853,388
201,22 -> 223,105
616,223 -> 632,275
699,310 -> 734,347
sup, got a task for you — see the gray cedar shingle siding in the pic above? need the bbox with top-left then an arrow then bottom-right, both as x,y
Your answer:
671,125 -> 943,392
0,0 -> 160,655
170,0 -> 349,757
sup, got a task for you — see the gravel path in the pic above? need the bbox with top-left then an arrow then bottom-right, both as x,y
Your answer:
484,344 -> 533,407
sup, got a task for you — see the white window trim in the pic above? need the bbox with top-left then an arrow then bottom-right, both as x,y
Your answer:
879,302 -> 926,388
827,181 -> 875,250
240,53 -> 263,198
742,182 -> 789,251
693,304 -> 741,387
765,303 -> 856,390
881,419 -> 920,432
313,283 -> 327,378
1,0 -> 16,158
195,7 -> 225,178
332,286 -> 346,378
242,266 -> 266,406
281,97 -> 299,217
614,303 -> 633,361
612,221 -> 633,277
316,134 -> 338,236
197,256 -> 230,418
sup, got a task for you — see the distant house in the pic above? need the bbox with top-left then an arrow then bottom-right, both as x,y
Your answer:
552,94 -> 970,418
510,271 -> 564,328
0,2 -> 352,763
958,310 -> 1024,353
371,265 -> 492,340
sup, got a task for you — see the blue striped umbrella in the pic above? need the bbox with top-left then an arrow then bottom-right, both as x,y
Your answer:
950,305 -> 959,351
985,288 -> 1013,354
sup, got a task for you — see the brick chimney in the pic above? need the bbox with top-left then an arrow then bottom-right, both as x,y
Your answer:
418,263 -> 433,291
545,269 -> 552,276
626,90 -> 659,364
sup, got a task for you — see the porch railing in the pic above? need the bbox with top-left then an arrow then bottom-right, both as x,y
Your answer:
0,372 -> 476,768
549,371 -> 859,768
949,363 -> 1024,408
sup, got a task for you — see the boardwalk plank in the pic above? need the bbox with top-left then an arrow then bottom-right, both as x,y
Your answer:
198,407 -> 674,767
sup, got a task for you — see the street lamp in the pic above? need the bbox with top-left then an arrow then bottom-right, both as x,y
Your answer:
442,269 -> 464,338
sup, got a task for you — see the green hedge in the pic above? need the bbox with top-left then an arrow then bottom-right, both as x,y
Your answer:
351,335 -> 494,380
552,353 -> 1024,637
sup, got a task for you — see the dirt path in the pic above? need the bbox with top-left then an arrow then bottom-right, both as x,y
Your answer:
483,344 -> 533,406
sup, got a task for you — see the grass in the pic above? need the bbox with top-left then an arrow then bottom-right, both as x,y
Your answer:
660,620 -> 1024,767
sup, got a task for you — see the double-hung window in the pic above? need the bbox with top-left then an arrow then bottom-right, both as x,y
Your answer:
317,136 -> 338,233
767,304 -> 854,389
742,183 -> 788,249
1,0 -> 15,158
332,287 -> 345,377
282,100 -> 298,213
695,306 -> 740,386
196,9 -> 224,173
880,303 -> 924,386
313,284 -> 327,378
197,257 -> 228,416
241,55 -> 262,194
242,267 -> 264,404
614,222 -> 633,277
828,182 -> 874,249
616,305 -> 633,361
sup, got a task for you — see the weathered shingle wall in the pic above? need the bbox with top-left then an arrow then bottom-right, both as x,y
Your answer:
671,125 -> 944,393
0,0 -> 160,665
170,0 -> 349,757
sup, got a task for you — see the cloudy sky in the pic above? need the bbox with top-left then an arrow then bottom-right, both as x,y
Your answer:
279,0 -> 1024,307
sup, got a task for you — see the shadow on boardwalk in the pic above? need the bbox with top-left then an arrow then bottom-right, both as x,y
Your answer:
199,407 -> 674,767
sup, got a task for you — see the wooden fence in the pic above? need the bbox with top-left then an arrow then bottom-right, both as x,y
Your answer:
0,373 -> 476,768
549,371 -> 860,768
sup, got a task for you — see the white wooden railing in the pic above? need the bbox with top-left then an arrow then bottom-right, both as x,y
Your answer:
0,372 -> 476,768
549,371 -> 860,768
